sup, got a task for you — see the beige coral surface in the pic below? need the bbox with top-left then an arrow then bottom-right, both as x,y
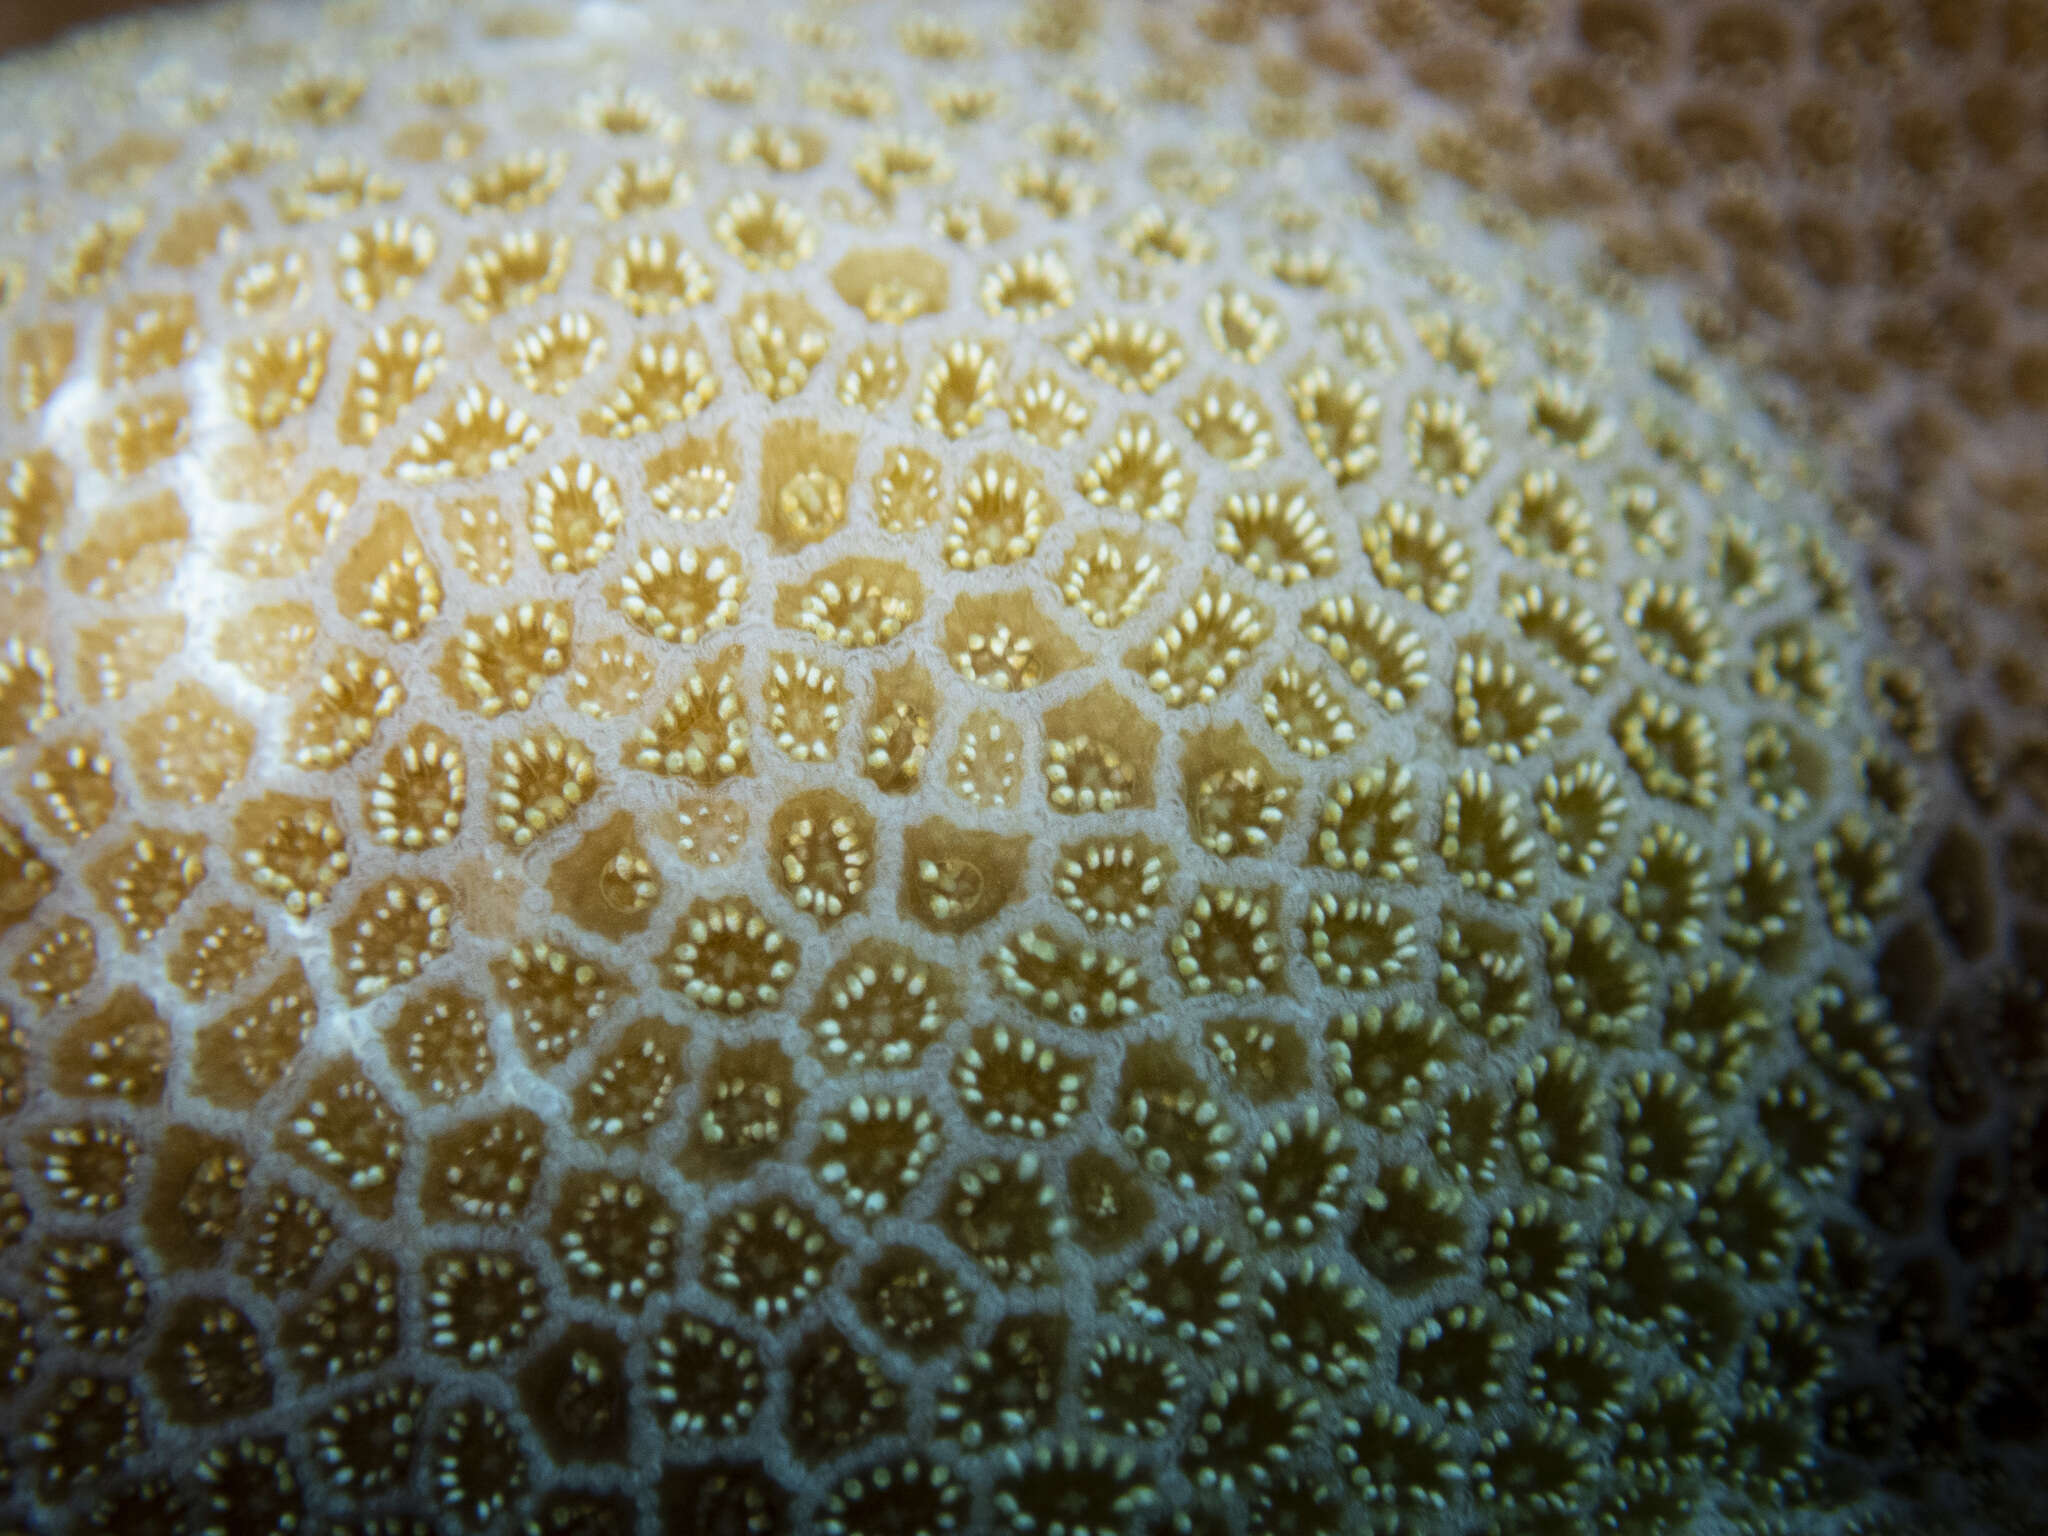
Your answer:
0,1 -> 2043,1533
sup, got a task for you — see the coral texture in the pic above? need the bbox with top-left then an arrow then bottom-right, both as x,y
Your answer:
0,1 -> 2042,1533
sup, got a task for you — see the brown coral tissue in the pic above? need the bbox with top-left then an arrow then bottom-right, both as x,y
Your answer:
0,0 -> 2043,1532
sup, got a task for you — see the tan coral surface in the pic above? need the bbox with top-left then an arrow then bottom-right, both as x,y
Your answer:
0,1 -> 2043,1534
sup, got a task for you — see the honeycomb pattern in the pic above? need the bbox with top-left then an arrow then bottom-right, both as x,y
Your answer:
0,1 -> 2043,1533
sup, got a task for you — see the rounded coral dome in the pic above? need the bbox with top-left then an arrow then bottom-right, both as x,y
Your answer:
0,2 -> 2043,1533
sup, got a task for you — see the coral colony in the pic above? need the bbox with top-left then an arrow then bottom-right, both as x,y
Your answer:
0,1 -> 2043,1533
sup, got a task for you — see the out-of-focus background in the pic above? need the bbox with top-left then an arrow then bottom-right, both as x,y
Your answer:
0,0 -> 178,55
